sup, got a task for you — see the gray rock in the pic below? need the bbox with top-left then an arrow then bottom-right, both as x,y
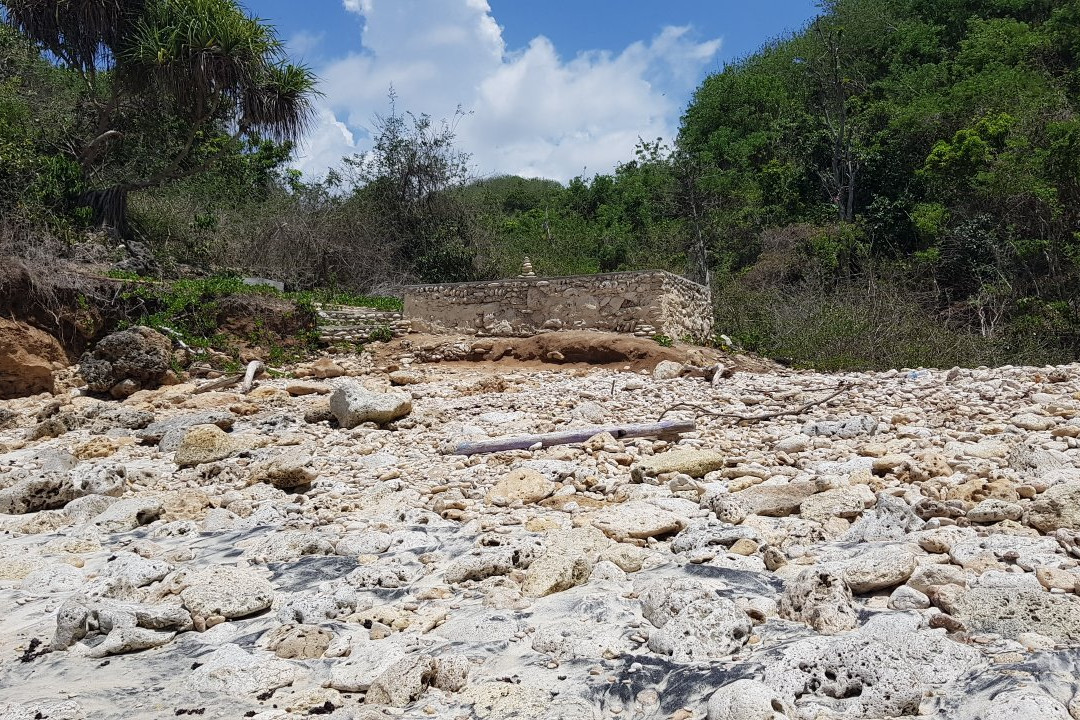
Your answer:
180,566 -> 274,619
174,424 -> 249,467
631,449 -> 727,481
770,613 -> 980,718
64,494 -> 121,523
967,498 -> 1023,523
802,415 -> 877,438
1026,483 -> 1080,532
731,481 -> 815,517
52,599 -> 92,650
329,639 -> 409,692
841,493 -> 924,542
707,679 -> 791,720
365,656 -> 437,706
779,568 -> 859,634
589,501 -> 687,540
843,547 -> 917,593
90,497 -> 162,532
86,627 -> 175,657
647,597 -> 752,662
136,412 -> 235,449
522,527 -> 608,598
187,643 -> 303,697
954,586 -> 1080,641
653,360 -> 685,380
889,585 -> 931,610
0,463 -> 126,515
670,520 -> 760,554
908,564 -> 966,595
336,531 -> 393,556
79,326 -> 173,395
102,554 -> 172,588
433,654 -> 471,692
329,382 -> 412,428
799,485 -> 874,524
248,451 -> 317,489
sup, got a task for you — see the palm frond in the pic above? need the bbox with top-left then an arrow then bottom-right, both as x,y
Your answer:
241,61 -> 319,142
2,0 -> 146,69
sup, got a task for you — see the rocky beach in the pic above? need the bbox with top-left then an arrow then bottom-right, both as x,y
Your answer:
4,336 -> 1080,719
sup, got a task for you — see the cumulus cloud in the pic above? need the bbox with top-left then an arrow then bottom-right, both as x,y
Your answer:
292,0 -> 721,182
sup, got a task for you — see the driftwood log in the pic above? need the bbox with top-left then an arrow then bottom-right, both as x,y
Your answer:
659,382 -> 855,423
445,419 -> 696,456
193,360 -> 265,395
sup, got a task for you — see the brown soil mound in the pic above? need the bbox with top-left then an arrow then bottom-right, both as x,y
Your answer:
379,331 -> 779,374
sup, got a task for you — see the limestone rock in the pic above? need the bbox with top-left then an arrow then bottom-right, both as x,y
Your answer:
707,680 -> 791,720
641,579 -> 752,662
309,357 -> 345,379
967,498 -> 1023,523
1026,483 -> 1080,532
589,501 -> 687,541
173,424 -> 247,467
0,318 -> 66,399
86,627 -> 175,658
653,360 -> 685,380
0,465 -> 125,515
487,468 -> 556,506
799,485 -> 873,524
954,586 -> 1080,642
136,412 -> 235,450
187,644 -> 302,697
843,547 -> 917,593
803,415 -> 877,438
78,326 -> 172,395
365,656 -> 437,706
249,451 -> 317,489
732,481 -> 815,517
647,597 -> 752,662
180,566 -> 274,619
285,381 -> 330,396
388,370 -> 423,386
329,382 -> 412,428
266,624 -> 332,659
779,568 -> 859,634
521,527 -> 608,597
631,449 -> 727,481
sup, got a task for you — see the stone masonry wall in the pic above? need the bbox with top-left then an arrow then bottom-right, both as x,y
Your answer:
403,270 -> 713,341
315,305 -> 411,344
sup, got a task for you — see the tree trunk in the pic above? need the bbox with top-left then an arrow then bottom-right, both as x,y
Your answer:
80,185 -> 129,238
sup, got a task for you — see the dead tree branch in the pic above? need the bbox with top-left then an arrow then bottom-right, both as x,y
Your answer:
659,382 -> 855,423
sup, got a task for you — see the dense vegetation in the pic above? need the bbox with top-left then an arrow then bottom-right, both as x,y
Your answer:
3,0 -> 1080,369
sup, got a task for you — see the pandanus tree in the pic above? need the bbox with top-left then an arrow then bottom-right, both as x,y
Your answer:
1,0 -> 317,235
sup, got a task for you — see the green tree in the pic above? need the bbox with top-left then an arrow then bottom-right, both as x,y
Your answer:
1,0 -> 317,235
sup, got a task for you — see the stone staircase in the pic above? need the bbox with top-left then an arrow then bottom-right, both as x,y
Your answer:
314,304 -> 411,344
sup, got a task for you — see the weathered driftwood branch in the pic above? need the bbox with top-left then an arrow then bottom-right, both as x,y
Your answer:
192,361 -> 264,395
155,324 -> 192,352
445,419 -> 697,456
241,361 -> 265,394
659,382 -> 855,424
193,373 -> 243,394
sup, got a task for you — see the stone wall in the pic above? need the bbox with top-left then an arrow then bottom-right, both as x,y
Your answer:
315,305 -> 411,344
403,270 -> 713,341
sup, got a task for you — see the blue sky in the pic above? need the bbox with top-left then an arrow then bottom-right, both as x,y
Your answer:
247,1 -> 821,181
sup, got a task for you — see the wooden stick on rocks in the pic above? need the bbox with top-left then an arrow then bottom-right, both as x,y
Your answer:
445,419 -> 696,456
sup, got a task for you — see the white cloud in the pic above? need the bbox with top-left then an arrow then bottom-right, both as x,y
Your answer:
294,0 -> 721,182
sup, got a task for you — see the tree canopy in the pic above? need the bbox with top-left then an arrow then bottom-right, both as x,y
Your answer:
1,0 -> 317,234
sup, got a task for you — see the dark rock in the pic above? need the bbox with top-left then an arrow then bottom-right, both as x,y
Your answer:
79,326 -> 172,395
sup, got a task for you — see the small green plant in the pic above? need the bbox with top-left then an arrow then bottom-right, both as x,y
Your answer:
652,334 -> 673,348
368,324 -> 394,343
